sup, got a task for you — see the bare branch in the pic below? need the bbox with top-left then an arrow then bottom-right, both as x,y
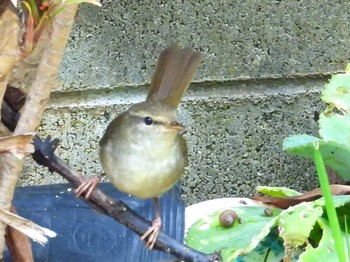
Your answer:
31,135 -> 222,262
0,1 -> 21,114
0,4 -> 79,256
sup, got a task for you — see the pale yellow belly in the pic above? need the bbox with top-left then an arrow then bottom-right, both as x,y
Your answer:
101,139 -> 185,198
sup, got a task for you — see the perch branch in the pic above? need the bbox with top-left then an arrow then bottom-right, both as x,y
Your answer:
32,135 -> 221,262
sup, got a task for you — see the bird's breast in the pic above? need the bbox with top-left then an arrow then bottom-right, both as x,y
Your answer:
101,133 -> 186,198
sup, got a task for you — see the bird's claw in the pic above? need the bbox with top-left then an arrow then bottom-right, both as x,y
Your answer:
140,216 -> 161,250
75,176 -> 100,199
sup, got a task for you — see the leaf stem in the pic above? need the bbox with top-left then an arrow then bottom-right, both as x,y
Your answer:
313,144 -> 346,262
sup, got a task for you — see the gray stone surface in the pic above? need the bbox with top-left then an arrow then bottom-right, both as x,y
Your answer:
18,1 -> 350,205
58,0 -> 350,91
22,77 -> 324,205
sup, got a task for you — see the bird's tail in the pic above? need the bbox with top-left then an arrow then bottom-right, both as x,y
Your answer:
146,45 -> 203,108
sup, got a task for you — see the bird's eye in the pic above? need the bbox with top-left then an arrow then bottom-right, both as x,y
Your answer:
144,116 -> 153,126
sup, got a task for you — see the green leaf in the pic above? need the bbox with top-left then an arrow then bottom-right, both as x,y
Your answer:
282,134 -> 320,151
278,202 -> 323,247
283,135 -> 350,180
322,73 -> 350,112
314,195 -> 350,208
185,206 -> 281,261
319,113 -> 350,147
298,218 -> 350,262
186,196 -> 350,261
256,186 -> 302,197
230,230 -> 293,262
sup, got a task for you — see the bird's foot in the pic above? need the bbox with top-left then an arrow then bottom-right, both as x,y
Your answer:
140,216 -> 161,250
75,176 -> 100,199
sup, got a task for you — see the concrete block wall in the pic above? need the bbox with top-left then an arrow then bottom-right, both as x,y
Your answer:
20,1 -> 350,205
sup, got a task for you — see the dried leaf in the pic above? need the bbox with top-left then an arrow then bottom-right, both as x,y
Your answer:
0,207 -> 56,245
251,185 -> 350,209
0,134 -> 34,158
10,0 -> 18,7
5,206 -> 34,262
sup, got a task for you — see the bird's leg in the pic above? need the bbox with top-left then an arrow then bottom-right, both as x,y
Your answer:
75,176 -> 100,199
140,197 -> 162,250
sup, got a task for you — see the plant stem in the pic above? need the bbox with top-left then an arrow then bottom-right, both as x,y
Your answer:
27,0 -> 40,24
345,215 -> 350,262
314,144 -> 346,262
0,3 -> 21,117
0,4 -> 78,257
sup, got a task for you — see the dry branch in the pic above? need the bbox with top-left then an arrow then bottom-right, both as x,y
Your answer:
0,2 -> 20,108
0,4 -> 79,256
32,135 -> 221,262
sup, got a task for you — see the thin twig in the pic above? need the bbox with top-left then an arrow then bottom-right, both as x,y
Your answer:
32,135 -> 221,262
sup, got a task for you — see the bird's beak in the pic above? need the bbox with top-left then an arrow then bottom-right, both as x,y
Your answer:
164,121 -> 185,131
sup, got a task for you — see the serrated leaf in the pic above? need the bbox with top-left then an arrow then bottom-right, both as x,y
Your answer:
256,186 -> 302,197
298,218 -> 350,262
278,202 -> 323,247
321,73 -> 350,112
283,136 -> 350,180
319,113 -> 350,147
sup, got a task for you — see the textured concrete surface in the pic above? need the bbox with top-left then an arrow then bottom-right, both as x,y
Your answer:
19,1 -> 350,205
22,77 -> 324,205
57,0 -> 350,90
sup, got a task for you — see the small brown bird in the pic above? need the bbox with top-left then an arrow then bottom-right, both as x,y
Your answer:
77,45 -> 202,249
